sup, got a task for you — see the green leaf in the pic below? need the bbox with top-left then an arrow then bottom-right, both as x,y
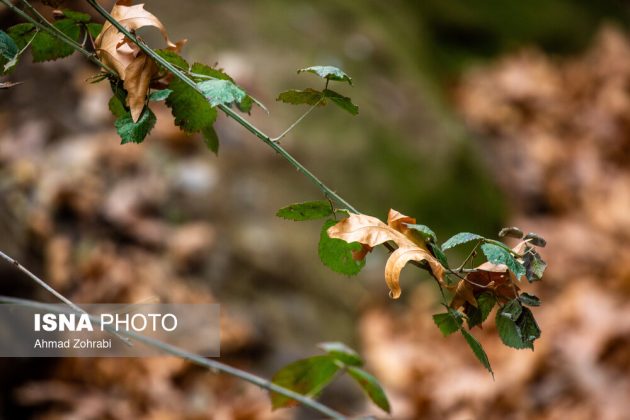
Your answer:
433,309 -> 463,337
319,219 -> 365,276
441,232 -> 484,251
499,227 -> 524,239
524,232 -> 546,247
166,76 -> 217,133
190,62 -> 233,81
318,342 -> 363,366
298,65 -> 352,85
323,89 -> 358,115
466,292 -> 496,329
481,243 -> 526,280
276,201 -> 333,221
149,89 -> 172,102
114,106 -> 157,144
523,249 -> 547,282
495,299 -> 527,349
197,79 -> 246,107
62,9 -> 91,23
7,24 -> 36,50
270,355 -> 340,409
428,242 -> 449,268
347,366 -> 390,413
405,224 -> 437,243
31,19 -> 80,62
108,94 -> 127,119
155,49 -> 189,70
461,329 -> 493,377
201,125 -> 219,154
517,307 -> 541,349
0,30 -> 18,61
276,88 -> 325,106
86,23 -> 103,40
519,292 -> 541,307
237,95 -> 253,113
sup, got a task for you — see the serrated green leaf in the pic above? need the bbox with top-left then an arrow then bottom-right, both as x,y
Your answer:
62,9 -> 91,23
191,62 -> 233,81
270,355 -> 340,409
298,65 -> 352,85
496,299 -> 527,349
31,19 -> 80,62
481,243 -> 526,280
7,24 -> 36,50
276,88 -> 325,106
433,309 -> 463,337
114,106 -> 156,144
466,292 -> 496,329
166,76 -> 217,133
86,23 -> 103,40
441,232 -> 484,251
323,89 -> 358,115
201,125 -> 219,154
519,292 -> 541,307
461,329 -> 493,376
524,232 -> 546,247
499,227 -> 524,238
347,366 -> 390,413
276,201 -> 333,221
197,79 -> 246,107
155,49 -> 189,70
318,342 -> 363,366
149,89 -> 172,102
319,219 -> 365,276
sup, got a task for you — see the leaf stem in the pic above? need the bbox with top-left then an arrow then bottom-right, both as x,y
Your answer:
271,98 -> 323,142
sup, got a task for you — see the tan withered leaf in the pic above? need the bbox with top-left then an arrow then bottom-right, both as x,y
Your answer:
327,209 -> 444,299
94,0 -> 181,121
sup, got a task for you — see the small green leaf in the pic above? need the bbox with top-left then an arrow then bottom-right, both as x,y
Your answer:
323,89 -> 358,115
155,49 -> 189,70
428,242 -> 449,268
166,77 -> 217,133
523,249 -> 546,283
108,94 -> 127,119
31,19 -> 80,62
114,106 -> 157,144
466,292 -> 496,329
318,342 -> 363,366
276,88 -> 325,106
496,299 -> 527,349
7,24 -> 36,50
481,243 -> 526,280
319,219 -> 365,276
298,65 -> 352,85
86,23 -> 103,40
0,30 -> 18,62
433,309 -> 463,337
519,292 -> 541,307
406,223 -> 437,243
201,125 -> 219,154
461,329 -> 493,376
499,227 -> 524,239
441,232 -> 484,251
347,366 -> 390,413
237,95 -> 253,113
190,62 -> 233,81
62,9 -> 91,23
197,79 -> 246,107
524,232 -> 546,247
149,89 -> 172,102
270,355 -> 340,409
276,201 -> 333,221
518,307 -> 541,349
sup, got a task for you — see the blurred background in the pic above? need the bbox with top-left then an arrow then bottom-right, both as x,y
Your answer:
1,0 -> 630,418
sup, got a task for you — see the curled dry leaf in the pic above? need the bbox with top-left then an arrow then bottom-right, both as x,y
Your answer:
94,0 -> 183,121
451,261 -> 519,309
327,209 -> 444,299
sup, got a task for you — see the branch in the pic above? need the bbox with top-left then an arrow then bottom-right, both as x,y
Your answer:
0,254 -> 347,420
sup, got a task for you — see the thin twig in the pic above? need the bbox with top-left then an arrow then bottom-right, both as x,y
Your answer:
271,98 -> 324,142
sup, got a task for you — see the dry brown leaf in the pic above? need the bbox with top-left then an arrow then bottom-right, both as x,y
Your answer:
328,209 -> 444,298
450,261 -> 519,309
94,0 -> 180,121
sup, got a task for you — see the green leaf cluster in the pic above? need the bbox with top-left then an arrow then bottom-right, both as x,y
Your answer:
271,342 -> 390,413
495,299 -> 541,350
